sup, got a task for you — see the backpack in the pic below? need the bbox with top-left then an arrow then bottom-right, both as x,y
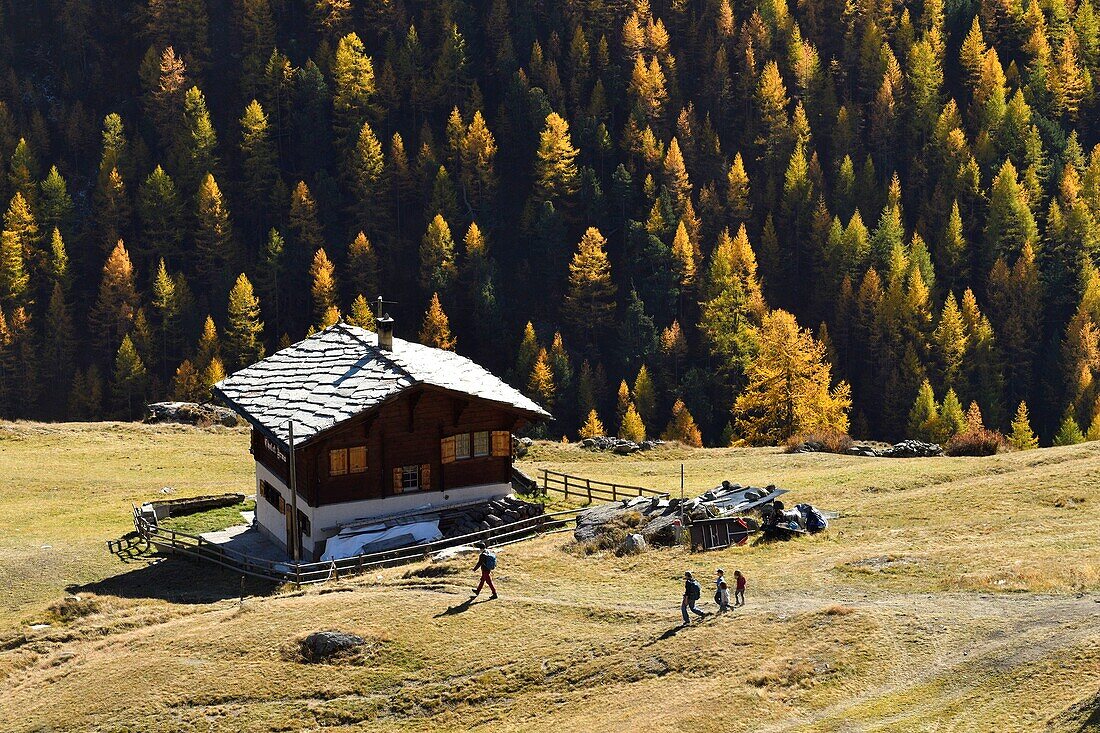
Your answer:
481,551 -> 497,571
687,579 -> 701,601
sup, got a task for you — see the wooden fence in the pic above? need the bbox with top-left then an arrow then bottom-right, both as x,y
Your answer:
538,469 -> 668,503
130,504 -> 584,586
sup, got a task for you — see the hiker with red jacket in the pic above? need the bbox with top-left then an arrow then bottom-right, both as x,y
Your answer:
734,569 -> 746,606
472,542 -> 498,600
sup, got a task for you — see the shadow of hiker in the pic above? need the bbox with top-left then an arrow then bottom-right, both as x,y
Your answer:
70,554 -> 278,605
644,623 -> 689,646
434,595 -> 492,617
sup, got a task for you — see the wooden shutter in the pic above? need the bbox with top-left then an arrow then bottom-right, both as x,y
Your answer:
420,463 -> 431,490
491,431 -> 511,457
441,436 -> 456,464
349,446 -> 367,473
392,467 -> 403,494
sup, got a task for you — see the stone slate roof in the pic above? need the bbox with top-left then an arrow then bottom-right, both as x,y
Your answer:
213,322 -> 550,448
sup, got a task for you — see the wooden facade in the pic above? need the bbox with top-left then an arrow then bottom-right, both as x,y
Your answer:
252,385 -> 527,508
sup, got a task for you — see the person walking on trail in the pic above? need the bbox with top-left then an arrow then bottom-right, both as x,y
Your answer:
734,570 -> 746,607
714,569 -> 728,609
472,542 -> 498,599
681,572 -> 706,625
717,580 -> 731,613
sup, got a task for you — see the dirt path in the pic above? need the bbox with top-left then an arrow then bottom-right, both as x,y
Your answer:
407,580 -> 1100,729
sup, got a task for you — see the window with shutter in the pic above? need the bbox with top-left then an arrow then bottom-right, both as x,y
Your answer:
329,448 -> 348,476
454,433 -> 472,459
441,436 -> 456,464
491,431 -> 511,457
473,431 -> 490,457
349,446 -> 367,473
401,465 -> 421,491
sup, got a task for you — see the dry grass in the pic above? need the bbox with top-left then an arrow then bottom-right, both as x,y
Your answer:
0,423 -> 1099,731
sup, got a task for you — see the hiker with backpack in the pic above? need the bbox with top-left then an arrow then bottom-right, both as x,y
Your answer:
472,542 -> 498,599
681,571 -> 706,625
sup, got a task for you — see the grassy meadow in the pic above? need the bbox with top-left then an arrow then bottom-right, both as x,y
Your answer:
0,422 -> 1098,731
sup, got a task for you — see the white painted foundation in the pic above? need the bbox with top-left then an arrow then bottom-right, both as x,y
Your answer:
252,461 -> 510,559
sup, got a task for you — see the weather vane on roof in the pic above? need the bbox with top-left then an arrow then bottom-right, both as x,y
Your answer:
374,295 -> 397,319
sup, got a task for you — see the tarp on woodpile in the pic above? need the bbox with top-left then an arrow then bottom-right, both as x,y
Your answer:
321,519 -> 442,561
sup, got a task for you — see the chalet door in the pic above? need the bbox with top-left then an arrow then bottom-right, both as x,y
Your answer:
284,508 -> 295,557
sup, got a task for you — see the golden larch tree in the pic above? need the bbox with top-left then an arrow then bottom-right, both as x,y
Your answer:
733,309 -> 851,444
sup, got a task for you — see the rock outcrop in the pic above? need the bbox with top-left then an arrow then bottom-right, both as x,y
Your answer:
145,402 -> 243,427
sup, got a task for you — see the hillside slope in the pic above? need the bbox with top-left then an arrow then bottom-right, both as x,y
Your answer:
0,423 -> 1098,731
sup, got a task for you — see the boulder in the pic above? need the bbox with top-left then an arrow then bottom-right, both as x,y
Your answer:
301,631 -> 365,661
574,502 -> 636,542
640,513 -> 681,545
145,401 -> 243,427
618,533 -> 648,554
878,440 -> 943,458
511,435 -> 533,458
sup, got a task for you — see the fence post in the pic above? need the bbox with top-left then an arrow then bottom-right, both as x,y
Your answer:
564,474 -> 569,501
586,478 -> 592,504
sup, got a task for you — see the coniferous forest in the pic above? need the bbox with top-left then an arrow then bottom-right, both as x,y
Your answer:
0,0 -> 1099,447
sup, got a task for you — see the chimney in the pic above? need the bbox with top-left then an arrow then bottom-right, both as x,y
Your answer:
377,314 -> 394,351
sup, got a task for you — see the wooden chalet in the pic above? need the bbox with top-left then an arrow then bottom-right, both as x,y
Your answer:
213,318 -> 550,560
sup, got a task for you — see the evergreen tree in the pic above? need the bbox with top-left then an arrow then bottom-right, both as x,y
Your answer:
533,112 -> 579,204
177,86 -> 219,190
45,228 -> 70,295
201,356 -> 226,400
111,335 -> 149,419
933,293 -> 967,393
615,379 -> 631,428
908,379 -> 940,440
42,283 -> 74,417
0,229 -> 28,309
578,409 -> 605,438
350,120 -> 385,234
193,173 -> 235,295
726,152 -> 752,227
633,365 -> 657,427
662,398 -> 703,446
256,228 -> 284,336
1053,406 -> 1086,445
137,166 -> 183,265
347,294 -> 376,329
39,167 -> 75,243
331,33 -> 376,150
195,314 -> 220,371
514,321 -> 540,386
619,401 -> 646,442
1009,401 -> 1039,449
939,388 -> 967,439
733,310 -> 851,444
224,273 -> 264,370
420,293 -> 456,351
563,227 -> 617,348
172,359 -> 203,402
309,248 -> 338,331
150,258 -> 179,377
419,214 -> 456,294
346,232 -> 378,300
90,240 -> 139,359
983,160 -> 1038,269
239,100 -> 280,231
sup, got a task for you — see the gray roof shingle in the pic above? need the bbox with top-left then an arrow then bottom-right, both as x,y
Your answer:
213,323 -> 550,448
